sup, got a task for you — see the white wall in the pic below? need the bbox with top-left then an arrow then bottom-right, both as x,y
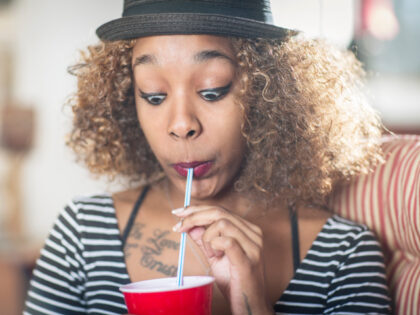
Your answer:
271,0 -> 355,49
12,0 -> 123,240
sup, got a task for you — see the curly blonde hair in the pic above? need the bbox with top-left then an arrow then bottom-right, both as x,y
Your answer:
67,35 -> 383,207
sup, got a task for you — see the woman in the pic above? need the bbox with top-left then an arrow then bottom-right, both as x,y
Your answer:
24,1 -> 391,314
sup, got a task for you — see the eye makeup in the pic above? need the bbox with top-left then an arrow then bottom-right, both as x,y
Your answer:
138,81 -> 233,106
139,90 -> 167,106
198,82 -> 232,102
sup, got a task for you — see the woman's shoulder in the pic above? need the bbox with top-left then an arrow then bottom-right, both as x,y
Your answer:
57,192 -> 117,224
296,208 -> 381,263
317,214 -> 383,255
324,214 -> 373,236
301,214 -> 386,280
71,192 -> 113,204
68,192 -> 115,212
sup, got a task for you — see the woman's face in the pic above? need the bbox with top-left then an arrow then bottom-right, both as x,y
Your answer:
132,35 -> 246,200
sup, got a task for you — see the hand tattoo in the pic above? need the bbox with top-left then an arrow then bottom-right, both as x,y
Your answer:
243,293 -> 253,315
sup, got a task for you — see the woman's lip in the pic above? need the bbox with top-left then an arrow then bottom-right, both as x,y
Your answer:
172,161 -> 213,178
175,161 -> 206,168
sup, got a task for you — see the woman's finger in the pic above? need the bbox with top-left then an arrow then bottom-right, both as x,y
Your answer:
186,226 -> 225,258
172,205 -> 262,236
210,236 -> 252,269
173,206 -> 262,246
202,218 -> 261,262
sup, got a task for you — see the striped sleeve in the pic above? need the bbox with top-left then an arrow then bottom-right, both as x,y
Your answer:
325,228 -> 392,314
24,202 -> 87,314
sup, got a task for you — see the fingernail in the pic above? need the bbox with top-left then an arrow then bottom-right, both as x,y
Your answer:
172,221 -> 182,232
171,207 -> 185,215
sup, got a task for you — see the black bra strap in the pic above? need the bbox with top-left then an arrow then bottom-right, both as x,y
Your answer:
121,185 -> 150,245
289,205 -> 300,272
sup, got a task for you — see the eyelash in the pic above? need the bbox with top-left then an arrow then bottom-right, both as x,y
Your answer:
139,82 -> 232,106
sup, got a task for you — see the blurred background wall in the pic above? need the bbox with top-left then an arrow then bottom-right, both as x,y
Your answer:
0,0 -> 419,314
0,1 -> 120,313
1,0 -> 122,243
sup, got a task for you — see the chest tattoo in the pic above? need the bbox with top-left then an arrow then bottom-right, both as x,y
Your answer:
124,223 -> 145,258
146,229 -> 179,254
125,225 -> 180,277
140,229 -> 179,276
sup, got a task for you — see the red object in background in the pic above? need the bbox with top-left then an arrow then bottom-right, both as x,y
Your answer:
362,0 -> 399,40
121,276 -> 214,315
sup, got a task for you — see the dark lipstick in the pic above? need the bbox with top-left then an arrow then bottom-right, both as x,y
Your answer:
173,161 -> 213,178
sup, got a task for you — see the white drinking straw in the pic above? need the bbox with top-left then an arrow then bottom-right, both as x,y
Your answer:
176,168 -> 193,287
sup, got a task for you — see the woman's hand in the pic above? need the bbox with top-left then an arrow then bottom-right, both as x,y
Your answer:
173,205 -> 273,315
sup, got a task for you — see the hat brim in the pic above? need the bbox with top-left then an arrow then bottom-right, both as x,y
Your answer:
96,13 -> 293,41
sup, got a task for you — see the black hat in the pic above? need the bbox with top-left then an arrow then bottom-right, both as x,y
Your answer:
96,0 -> 292,41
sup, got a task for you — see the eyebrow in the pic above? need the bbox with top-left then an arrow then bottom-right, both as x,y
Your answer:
132,54 -> 158,68
132,49 -> 234,69
193,50 -> 235,64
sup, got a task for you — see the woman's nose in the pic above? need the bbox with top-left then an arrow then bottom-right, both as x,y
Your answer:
167,98 -> 202,140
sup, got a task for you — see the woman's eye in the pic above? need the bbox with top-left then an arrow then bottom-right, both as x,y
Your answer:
139,91 -> 166,105
199,82 -> 232,102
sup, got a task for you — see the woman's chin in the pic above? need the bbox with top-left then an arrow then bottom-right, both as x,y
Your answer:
190,178 -> 235,202
165,168 -> 236,201
191,184 -> 219,201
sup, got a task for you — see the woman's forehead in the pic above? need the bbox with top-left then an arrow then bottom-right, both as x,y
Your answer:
132,35 -> 235,63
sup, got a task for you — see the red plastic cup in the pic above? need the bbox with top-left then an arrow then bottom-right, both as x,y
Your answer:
120,276 -> 215,315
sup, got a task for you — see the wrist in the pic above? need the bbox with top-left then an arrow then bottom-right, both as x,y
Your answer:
260,306 -> 275,315
234,293 -> 273,315
251,308 -> 274,315
251,301 -> 274,315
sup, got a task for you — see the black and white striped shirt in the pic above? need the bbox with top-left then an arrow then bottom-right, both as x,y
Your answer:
24,194 -> 391,314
